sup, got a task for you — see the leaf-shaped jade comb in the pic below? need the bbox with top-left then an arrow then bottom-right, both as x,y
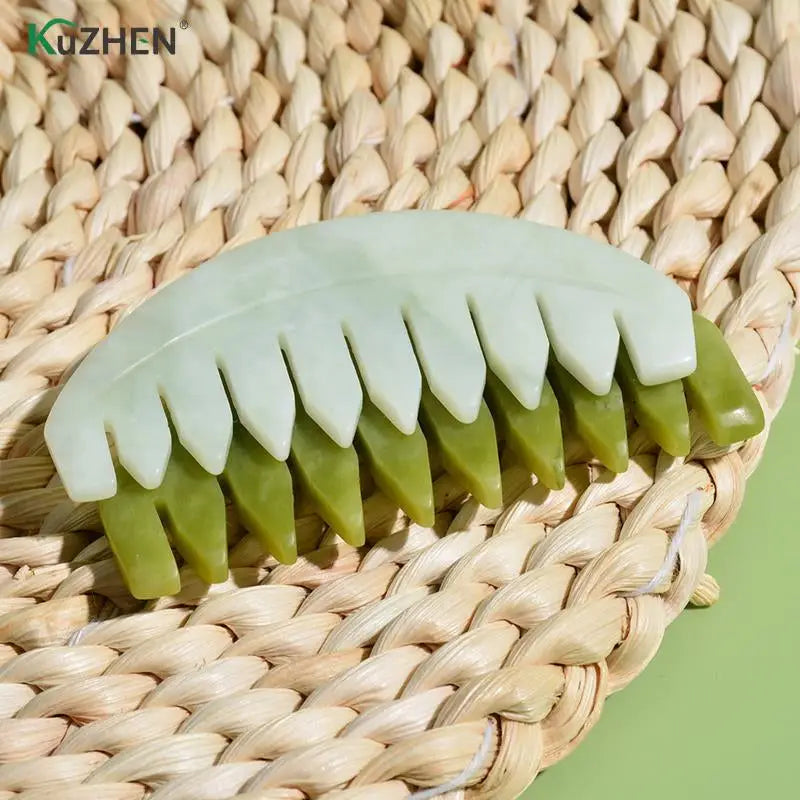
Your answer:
43,211 -> 763,599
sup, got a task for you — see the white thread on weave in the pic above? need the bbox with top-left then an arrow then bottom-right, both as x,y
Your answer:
759,303 -> 795,382
626,490 -> 705,598
408,720 -> 495,800
130,111 -> 143,124
67,620 -> 102,646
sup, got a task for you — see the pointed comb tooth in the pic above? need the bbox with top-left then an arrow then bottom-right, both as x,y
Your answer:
549,358 -> 629,473
538,286 -> 620,396
344,307 -> 422,436
157,345 -> 233,476
223,424 -> 297,564
157,442 -> 229,585
218,335 -> 295,462
419,385 -> 502,509
469,285 -> 548,410
45,408 -> 117,502
616,346 -> 691,457
355,397 -> 434,527
485,373 -> 565,491
283,323 -> 363,449
404,294 -> 486,424
105,383 -> 172,491
683,313 -> 765,445
97,467 -> 180,600
617,289 -> 696,385
290,407 -> 365,547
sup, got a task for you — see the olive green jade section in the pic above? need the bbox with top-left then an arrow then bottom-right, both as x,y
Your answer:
549,360 -> 629,473
223,425 -> 296,564
616,347 -> 691,457
356,399 -> 435,527
157,444 -> 229,585
290,408 -> 366,547
684,314 -> 765,445
419,386 -> 503,509
98,468 -> 181,600
484,373 -> 565,490
97,442 -> 229,600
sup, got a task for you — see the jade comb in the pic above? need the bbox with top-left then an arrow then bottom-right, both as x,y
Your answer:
43,211 -> 764,599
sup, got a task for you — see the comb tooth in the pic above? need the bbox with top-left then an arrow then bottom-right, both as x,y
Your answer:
419,385 -> 502,509
105,384 -> 172,491
617,296 -> 696,385
549,359 -> 629,473
218,338 -> 295,461
404,295 -> 487,424
157,443 -> 229,585
484,373 -> 565,490
158,346 -> 233,476
290,407 -> 365,546
97,467 -> 180,600
283,323 -> 363,448
616,347 -> 691,457
683,313 -> 765,445
344,308 -> 422,435
223,424 -> 297,564
355,397 -> 434,527
469,286 -> 548,409
538,287 -> 619,396
45,410 -> 117,502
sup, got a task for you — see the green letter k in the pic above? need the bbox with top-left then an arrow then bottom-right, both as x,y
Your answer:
27,18 -> 76,55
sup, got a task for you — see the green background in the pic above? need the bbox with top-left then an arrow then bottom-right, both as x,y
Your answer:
524,372 -> 799,799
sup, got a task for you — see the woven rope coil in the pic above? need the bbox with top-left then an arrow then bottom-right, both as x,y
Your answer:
0,0 -> 798,797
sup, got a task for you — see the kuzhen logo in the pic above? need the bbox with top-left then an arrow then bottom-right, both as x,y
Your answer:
28,17 -> 186,56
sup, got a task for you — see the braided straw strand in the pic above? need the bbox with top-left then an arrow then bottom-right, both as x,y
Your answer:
0,0 -> 798,797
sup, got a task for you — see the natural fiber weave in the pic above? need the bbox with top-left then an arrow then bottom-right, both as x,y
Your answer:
0,0 -> 798,797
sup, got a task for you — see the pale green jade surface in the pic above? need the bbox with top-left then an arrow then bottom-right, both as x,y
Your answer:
44,211 -> 696,503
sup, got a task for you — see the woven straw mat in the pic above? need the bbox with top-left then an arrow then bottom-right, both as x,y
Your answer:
0,0 -> 799,798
